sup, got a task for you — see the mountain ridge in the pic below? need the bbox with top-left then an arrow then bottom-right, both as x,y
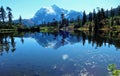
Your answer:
15,5 -> 83,26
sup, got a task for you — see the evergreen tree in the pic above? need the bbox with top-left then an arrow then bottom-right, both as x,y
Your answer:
6,7 -> 12,25
93,9 -> 96,21
110,7 -> 114,26
0,7 -> 1,22
94,9 -> 99,30
77,16 -> 81,27
1,6 -> 6,23
97,9 -> 101,22
100,8 -> 105,19
82,11 -> 87,26
105,9 -> 109,18
19,15 -> 22,25
88,12 -> 93,31
61,13 -> 64,25
95,8 -> 105,28
92,9 -> 97,29
88,12 -> 92,22
77,16 -> 80,22
118,5 -> 120,16
53,18 -> 58,27
61,13 -> 67,29
110,7 -> 115,17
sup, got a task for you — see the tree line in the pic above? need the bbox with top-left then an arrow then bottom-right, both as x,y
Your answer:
75,5 -> 120,30
40,5 -> 120,31
0,5 -> 120,31
0,6 -> 13,26
0,6 -> 23,29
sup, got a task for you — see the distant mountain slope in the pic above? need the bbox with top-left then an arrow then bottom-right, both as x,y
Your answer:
14,5 -> 83,26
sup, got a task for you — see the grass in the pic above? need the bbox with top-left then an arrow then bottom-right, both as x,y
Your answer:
0,28 -> 17,33
40,26 -> 58,32
39,25 -> 120,32
78,27 -> 89,31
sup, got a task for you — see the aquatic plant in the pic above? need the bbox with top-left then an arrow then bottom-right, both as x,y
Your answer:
108,64 -> 120,76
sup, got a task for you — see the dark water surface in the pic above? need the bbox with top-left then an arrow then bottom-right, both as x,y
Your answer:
0,31 -> 120,76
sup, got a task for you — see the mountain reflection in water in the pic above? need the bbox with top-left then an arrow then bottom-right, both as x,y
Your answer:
0,31 -> 120,76
22,30 -> 120,50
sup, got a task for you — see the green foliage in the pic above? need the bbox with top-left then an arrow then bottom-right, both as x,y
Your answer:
108,64 -> 120,76
0,5 -> 120,32
0,6 -> 6,23
6,7 -> 13,25
108,64 -> 116,71
112,70 -> 120,76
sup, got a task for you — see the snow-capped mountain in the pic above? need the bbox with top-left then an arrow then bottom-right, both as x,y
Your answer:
24,32 -> 83,49
31,5 -> 69,25
16,5 -> 83,26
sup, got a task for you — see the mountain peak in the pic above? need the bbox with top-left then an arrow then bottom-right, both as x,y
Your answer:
51,4 -> 59,9
44,7 -> 56,14
19,5 -> 83,26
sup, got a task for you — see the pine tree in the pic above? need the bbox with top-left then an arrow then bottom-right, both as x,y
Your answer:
61,13 -> 66,29
1,6 -> 6,23
93,9 -> 96,21
101,8 -> 105,19
6,7 -> 12,26
19,15 -> 22,25
82,11 -> 87,26
53,18 -> 58,27
0,7 -> 1,22
88,12 -> 92,22
61,13 -> 64,25
77,16 -> 81,27
110,7 -> 115,17
88,12 -> 93,31
110,7 -> 114,26
118,5 -> 120,16
105,9 -> 109,18
77,16 -> 80,22
94,9 -> 99,30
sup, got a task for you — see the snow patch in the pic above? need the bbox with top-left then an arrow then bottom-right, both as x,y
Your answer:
43,7 -> 56,14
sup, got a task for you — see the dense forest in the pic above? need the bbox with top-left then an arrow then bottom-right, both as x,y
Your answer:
0,5 -> 120,32
38,5 -> 120,32
41,6 -> 120,30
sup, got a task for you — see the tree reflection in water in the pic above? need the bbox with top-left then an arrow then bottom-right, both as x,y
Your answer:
0,30 -> 120,55
31,30 -> 120,50
0,33 -> 16,55
40,30 -> 120,50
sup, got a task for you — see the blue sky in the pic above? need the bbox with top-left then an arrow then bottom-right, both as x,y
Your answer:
0,0 -> 120,20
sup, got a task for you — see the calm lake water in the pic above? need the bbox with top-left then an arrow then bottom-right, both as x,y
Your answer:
0,31 -> 120,76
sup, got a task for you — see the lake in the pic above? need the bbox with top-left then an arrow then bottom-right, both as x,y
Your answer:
0,31 -> 120,76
